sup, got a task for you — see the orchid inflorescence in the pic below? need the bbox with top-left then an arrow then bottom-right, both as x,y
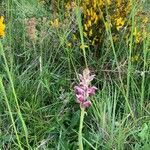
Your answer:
74,68 -> 97,108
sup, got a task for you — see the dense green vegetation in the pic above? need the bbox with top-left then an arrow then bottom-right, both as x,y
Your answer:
0,0 -> 149,149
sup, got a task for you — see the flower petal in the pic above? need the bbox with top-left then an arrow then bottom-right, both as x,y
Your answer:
76,94 -> 85,103
87,86 -> 97,96
74,86 -> 84,94
82,101 -> 91,108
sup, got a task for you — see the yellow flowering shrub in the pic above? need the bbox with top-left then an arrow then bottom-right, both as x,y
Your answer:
0,16 -> 5,37
64,0 -> 133,46
65,0 -> 149,48
44,0 -> 149,56
81,0 -> 137,47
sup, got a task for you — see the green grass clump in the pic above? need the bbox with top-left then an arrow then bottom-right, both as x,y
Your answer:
0,0 -> 150,149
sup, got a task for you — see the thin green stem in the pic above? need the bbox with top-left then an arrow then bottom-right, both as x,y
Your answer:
7,0 -> 13,71
0,77 -> 23,150
0,41 -> 30,148
75,6 -> 88,68
140,35 -> 149,113
78,107 -> 85,150
127,1 -> 135,112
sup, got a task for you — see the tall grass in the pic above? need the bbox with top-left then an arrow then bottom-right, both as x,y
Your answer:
0,0 -> 150,149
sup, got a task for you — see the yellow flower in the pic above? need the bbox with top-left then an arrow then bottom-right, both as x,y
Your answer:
67,42 -> 72,48
117,0 -> 121,7
87,20 -> 92,27
116,17 -> 125,30
106,0 -> 111,5
84,24 -> 88,31
143,17 -> 148,24
98,0 -> 104,6
94,14 -> 98,24
131,55 -> 140,62
86,9 -> 90,16
133,28 -> 142,43
0,16 -> 6,37
135,32 -> 142,43
50,18 -> 59,28
93,0 -> 96,8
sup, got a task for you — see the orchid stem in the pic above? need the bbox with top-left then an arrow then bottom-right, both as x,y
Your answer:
78,107 -> 85,150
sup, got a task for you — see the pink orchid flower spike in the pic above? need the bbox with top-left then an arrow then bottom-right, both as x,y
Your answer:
74,68 -> 97,108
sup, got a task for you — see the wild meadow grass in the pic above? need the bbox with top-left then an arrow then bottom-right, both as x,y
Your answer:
0,0 -> 150,149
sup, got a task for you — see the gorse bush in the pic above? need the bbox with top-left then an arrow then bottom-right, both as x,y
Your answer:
50,0 -> 149,53
81,0 -> 132,46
